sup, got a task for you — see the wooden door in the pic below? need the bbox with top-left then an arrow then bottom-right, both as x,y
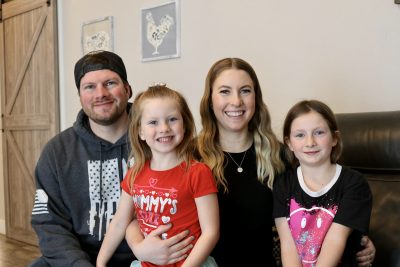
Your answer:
0,0 -> 59,245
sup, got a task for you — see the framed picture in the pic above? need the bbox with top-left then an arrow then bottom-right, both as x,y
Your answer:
81,16 -> 114,55
141,1 -> 180,62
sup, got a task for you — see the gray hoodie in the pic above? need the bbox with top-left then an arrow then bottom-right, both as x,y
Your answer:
31,105 -> 135,267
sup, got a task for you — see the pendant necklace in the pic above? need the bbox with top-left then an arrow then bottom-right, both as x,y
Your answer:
226,150 -> 247,173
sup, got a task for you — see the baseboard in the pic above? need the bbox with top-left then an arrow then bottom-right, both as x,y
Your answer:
0,219 -> 5,235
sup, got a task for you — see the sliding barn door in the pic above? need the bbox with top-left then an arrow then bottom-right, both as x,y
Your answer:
0,0 -> 59,245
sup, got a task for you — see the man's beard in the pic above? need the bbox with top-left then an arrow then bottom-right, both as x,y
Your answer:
84,102 -> 127,126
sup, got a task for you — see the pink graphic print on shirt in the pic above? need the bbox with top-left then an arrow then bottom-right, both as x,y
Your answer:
132,177 -> 178,238
288,199 -> 338,267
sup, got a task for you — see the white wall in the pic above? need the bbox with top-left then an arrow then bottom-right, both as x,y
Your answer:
59,0 -> 400,137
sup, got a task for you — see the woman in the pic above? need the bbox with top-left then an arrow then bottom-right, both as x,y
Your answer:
197,57 -> 285,266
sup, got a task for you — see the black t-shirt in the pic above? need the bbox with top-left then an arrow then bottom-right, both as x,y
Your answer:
211,145 -> 277,267
273,165 -> 372,266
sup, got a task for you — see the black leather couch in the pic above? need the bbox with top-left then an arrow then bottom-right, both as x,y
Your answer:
336,110 -> 400,267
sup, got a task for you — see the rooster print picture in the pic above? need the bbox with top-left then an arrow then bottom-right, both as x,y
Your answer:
146,12 -> 174,55
141,1 -> 180,61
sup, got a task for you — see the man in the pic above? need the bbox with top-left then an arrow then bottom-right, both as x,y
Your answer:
30,50 -> 193,267
30,50 -> 135,266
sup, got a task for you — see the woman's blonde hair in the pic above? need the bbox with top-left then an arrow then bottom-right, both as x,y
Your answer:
127,85 -> 197,188
198,58 -> 285,192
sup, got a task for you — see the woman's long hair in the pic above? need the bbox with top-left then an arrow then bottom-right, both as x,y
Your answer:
198,58 -> 285,192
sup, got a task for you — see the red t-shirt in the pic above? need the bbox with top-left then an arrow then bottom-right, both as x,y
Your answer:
121,160 -> 217,267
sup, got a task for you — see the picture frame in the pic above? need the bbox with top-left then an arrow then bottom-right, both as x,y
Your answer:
81,16 -> 114,55
140,1 -> 180,62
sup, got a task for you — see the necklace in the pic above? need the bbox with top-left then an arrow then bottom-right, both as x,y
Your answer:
226,150 -> 247,173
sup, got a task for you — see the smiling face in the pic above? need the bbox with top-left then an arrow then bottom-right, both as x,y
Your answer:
79,69 -> 130,125
211,69 -> 256,135
139,97 -> 185,158
287,110 -> 338,168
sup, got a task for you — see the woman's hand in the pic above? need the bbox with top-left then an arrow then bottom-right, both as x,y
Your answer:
356,236 -> 375,267
125,220 -> 194,265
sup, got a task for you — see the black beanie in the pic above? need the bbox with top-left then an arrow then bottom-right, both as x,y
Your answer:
74,50 -> 131,97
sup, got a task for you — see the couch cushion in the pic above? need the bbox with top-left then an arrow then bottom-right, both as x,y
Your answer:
365,173 -> 400,266
336,111 -> 400,172
336,110 -> 400,267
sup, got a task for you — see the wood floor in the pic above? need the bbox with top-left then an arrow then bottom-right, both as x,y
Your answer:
0,234 -> 41,267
